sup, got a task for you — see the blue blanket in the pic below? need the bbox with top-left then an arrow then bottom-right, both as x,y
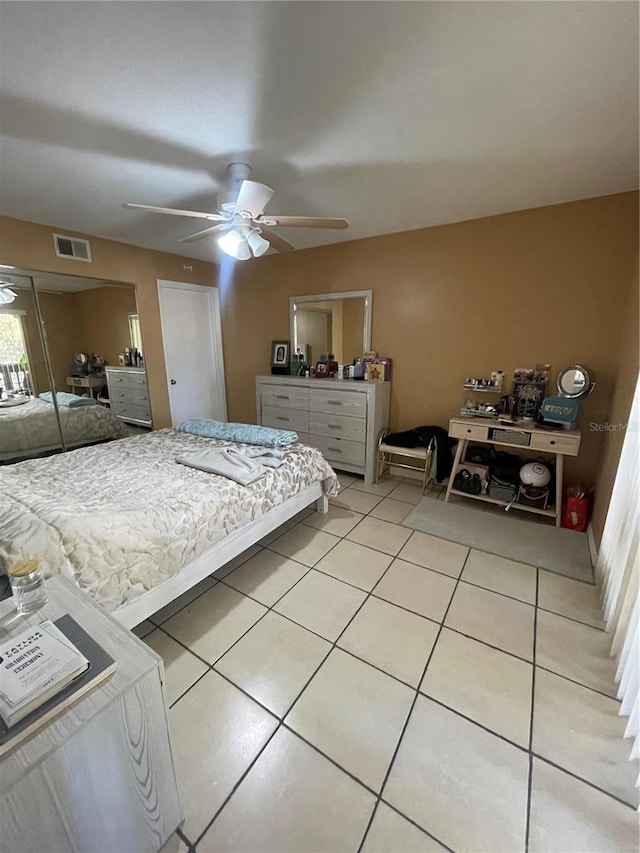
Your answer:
39,391 -> 97,408
177,419 -> 298,447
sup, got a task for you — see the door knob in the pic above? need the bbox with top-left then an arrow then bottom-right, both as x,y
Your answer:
170,379 -> 177,385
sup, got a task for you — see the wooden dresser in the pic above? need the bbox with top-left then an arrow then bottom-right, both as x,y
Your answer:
105,366 -> 152,427
256,375 -> 390,484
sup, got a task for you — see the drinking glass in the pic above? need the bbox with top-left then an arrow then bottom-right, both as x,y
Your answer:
8,560 -> 48,614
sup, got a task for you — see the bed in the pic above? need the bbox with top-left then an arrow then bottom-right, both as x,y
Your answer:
0,397 -> 130,462
0,428 -> 337,627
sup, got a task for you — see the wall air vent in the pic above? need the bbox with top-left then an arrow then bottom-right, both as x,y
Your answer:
53,233 -> 92,262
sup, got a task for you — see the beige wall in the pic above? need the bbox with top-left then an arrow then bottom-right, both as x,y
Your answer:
297,308 -> 333,365
223,192 -> 639,486
2,194 -> 637,506
37,291 -> 80,391
0,216 -> 217,428
75,285 -> 138,366
590,260 -> 639,545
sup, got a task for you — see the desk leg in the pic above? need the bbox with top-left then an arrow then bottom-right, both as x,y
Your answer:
445,439 -> 466,502
555,453 -> 563,528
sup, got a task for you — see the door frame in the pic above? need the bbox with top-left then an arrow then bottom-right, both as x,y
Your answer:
157,280 -> 228,426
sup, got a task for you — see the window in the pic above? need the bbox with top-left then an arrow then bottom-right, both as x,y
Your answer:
128,313 -> 143,354
0,310 -> 32,393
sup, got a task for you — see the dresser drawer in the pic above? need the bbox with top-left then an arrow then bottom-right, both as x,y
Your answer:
530,432 -> 581,456
107,371 -> 130,388
112,401 -> 151,422
261,405 -> 309,433
308,434 -> 366,467
295,433 -> 310,446
129,373 -> 148,389
111,387 -> 150,405
450,421 -> 490,442
261,386 -> 309,410
308,389 -> 367,418
309,411 -> 366,442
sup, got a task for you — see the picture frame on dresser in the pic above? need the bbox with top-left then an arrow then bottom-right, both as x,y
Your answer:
271,340 -> 289,366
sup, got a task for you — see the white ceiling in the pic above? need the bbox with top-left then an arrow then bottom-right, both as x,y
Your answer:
0,2 -> 637,263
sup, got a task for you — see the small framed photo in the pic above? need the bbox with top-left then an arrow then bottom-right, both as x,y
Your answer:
271,340 -> 289,367
315,361 -> 330,378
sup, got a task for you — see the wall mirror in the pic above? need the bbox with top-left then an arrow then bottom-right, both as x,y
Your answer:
557,364 -> 595,399
0,266 -> 145,463
290,290 -> 372,366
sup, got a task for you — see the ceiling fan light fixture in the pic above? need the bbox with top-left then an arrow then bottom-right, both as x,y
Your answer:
0,282 -> 17,304
217,228 -> 251,261
247,230 -> 270,257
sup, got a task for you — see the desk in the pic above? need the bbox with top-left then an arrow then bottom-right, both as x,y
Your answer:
65,375 -> 105,399
0,577 -> 181,852
445,417 -> 581,527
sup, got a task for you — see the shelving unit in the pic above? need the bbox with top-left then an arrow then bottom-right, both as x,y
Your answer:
448,487 -> 557,518
462,384 -> 504,393
460,380 -> 504,418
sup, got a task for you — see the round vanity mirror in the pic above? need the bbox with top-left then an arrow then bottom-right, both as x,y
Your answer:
73,352 -> 89,366
557,365 -> 594,399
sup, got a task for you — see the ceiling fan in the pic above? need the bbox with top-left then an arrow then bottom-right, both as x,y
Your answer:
0,279 -> 17,305
124,163 -> 349,260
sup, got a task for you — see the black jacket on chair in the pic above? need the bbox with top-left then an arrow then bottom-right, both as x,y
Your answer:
383,425 -> 455,483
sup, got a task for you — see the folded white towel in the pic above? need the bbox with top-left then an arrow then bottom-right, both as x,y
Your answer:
176,445 -> 285,486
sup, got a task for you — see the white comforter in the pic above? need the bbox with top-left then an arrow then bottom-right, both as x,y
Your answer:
0,398 -> 129,460
0,429 -> 338,612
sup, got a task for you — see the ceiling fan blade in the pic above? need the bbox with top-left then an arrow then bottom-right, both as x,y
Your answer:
179,223 -> 230,244
123,203 -> 226,222
261,216 -> 349,230
234,181 -> 274,219
259,226 -> 296,254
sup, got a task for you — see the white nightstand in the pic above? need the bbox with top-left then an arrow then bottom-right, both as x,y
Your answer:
0,577 -> 182,852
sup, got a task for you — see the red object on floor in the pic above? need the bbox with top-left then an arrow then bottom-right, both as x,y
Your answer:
562,494 -> 590,532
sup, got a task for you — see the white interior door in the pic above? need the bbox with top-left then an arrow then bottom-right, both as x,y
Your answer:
157,280 -> 227,426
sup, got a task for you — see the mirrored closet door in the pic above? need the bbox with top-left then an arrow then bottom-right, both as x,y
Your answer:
0,267 -> 147,464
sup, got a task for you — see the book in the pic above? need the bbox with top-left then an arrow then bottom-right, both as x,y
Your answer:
0,620 -> 90,727
0,615 -> 116,756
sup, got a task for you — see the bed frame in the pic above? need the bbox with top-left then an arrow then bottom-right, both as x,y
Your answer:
114,484 -> 329,629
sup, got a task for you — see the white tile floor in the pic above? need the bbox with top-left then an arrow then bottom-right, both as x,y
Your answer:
141,474 -> 639,852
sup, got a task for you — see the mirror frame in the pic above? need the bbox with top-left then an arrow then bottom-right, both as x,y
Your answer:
556,364 -> 594,399
290,290 -> 373,357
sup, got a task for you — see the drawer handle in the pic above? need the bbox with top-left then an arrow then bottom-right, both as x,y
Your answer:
549,440 -> 555,445
275,395 -> 289,400
276,416 -> 289,422
328,400 -> 343,406
467,428 -> 472,434
328,447 -> 342,454
328,424 -> 342,430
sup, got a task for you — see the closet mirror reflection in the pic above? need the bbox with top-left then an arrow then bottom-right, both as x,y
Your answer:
0,267 -> 146,463
290,290 -> 372,366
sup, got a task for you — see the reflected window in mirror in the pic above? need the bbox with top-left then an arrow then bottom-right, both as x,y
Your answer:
0,310 -> 34,396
